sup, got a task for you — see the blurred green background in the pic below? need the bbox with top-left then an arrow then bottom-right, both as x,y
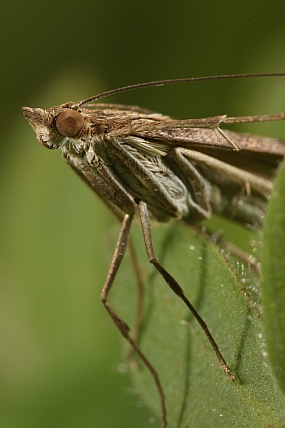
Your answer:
2,1 -> 285,427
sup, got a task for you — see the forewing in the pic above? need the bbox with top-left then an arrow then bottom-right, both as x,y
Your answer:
134,126 -> 285,180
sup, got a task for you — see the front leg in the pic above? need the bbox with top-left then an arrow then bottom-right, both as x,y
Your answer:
100,212 -> 167,428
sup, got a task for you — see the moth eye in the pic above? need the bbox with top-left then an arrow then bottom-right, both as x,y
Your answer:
55,110 -> 84,137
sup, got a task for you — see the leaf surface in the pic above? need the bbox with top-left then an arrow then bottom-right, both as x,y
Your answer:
113,213 -> 285,427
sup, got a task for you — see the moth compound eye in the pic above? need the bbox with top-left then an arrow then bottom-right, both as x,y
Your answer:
55,110 -> 84,137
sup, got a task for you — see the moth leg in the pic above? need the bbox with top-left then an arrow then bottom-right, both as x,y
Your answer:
65,158 -> 146,362
215,127 -> 239,151
138,200 -> 236,382
127,239 -> 145,368
100,213 -> 167,428
95,197 -> 145,366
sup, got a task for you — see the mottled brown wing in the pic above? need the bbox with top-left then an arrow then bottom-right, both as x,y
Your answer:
134,126 -> 285,180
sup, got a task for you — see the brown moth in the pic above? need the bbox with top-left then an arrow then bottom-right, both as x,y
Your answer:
23,73 -> 285,428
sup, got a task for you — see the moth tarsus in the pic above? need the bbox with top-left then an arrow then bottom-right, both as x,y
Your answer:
22,73 -> 285,428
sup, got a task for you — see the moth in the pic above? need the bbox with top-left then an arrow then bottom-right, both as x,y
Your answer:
23,73 -> 285,427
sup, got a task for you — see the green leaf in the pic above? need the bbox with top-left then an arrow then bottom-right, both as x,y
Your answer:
262,160 -> 285,394
113,217 -> 285,427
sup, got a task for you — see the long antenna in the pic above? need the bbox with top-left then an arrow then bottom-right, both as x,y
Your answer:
74,73 -> 285,107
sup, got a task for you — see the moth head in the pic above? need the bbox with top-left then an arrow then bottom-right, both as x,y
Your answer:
22,104 -> 85,149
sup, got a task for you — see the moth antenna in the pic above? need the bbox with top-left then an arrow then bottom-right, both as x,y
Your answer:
73,72 -> 285,108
